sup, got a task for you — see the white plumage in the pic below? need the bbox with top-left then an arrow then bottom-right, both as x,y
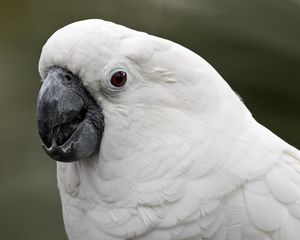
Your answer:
39,19 -> 300,240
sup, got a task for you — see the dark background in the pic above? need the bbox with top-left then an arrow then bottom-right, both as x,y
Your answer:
0,0 -> 299,239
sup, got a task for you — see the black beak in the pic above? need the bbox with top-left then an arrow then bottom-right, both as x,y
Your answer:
37,67 -> 104,162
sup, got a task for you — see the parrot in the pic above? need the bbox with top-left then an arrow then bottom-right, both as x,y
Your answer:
36,19 -> 300,240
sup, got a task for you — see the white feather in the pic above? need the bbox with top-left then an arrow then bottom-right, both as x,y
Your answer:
39,19 -> 300,240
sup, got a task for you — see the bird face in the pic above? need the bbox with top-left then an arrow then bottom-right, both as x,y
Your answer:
37,19 -> 245,164
36,20 -> 171,163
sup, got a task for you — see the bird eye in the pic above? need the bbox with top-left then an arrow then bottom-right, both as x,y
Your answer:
110,71 -> 127,87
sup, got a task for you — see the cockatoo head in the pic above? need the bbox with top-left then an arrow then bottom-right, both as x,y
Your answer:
37,19 -> 247,163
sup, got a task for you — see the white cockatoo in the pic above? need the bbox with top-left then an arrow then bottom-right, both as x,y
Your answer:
37,19 -> 300,240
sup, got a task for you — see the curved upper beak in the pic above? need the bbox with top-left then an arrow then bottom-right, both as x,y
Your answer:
37,73 -> 84,148
37,67 -> 104,162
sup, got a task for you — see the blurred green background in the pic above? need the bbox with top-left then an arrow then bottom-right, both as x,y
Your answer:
0,0 -> 299,239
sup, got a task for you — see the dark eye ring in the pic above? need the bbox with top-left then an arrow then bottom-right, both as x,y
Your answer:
110,71 -> 127,87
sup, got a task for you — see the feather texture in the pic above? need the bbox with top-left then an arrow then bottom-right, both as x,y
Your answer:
39,19 -> 300,240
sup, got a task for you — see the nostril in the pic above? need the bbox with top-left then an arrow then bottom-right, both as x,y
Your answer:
65,74 -> 72,81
